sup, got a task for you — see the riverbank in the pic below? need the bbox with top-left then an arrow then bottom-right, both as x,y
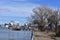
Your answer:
33,31 -> 60,40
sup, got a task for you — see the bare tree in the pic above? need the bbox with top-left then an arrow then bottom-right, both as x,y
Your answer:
30,6 -> 58,31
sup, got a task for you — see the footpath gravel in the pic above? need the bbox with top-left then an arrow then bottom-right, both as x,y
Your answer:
33,31 -> 60,40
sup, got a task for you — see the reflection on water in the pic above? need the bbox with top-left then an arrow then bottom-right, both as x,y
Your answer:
0,28 -> 32,40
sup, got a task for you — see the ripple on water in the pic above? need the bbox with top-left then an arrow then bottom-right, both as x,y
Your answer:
0,28 -> 32,40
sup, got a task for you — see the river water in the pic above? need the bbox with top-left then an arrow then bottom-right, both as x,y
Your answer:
0,28 -> 32,40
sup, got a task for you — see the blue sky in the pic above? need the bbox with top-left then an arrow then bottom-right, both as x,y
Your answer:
0,0 -> 60,25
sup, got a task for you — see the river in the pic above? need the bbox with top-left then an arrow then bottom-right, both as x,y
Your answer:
0,28 -> 32,40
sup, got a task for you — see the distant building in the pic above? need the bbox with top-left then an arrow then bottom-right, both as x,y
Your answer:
3,21 -> 21,30
24,24 -> 29,30
13,23 -> 20,30
4,23 -> 9,28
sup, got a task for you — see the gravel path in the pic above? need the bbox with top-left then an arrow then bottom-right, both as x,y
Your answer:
33,31 -> 60,40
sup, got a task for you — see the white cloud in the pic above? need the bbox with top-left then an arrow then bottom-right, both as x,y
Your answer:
0,3 -> 39,17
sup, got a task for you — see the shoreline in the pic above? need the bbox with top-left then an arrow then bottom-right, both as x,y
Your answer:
32,30 -> 60,40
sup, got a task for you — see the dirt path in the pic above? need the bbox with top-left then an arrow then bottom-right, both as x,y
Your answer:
33,31 -> 60,40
